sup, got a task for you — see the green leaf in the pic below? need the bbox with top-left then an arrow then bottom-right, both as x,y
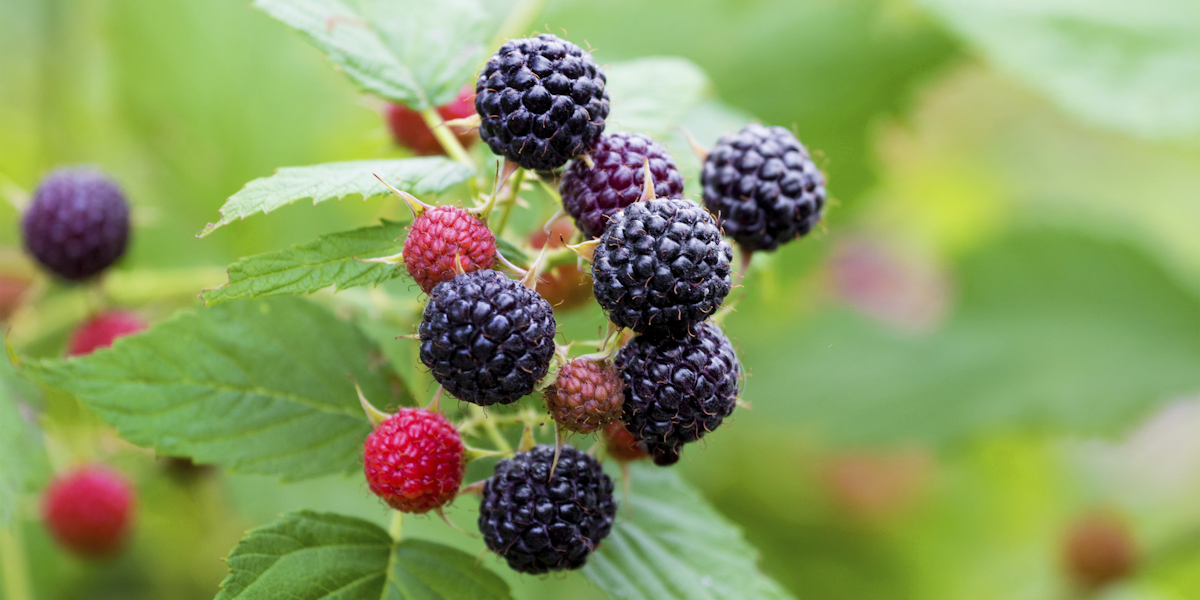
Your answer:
493,237 -> 530,269
252,0 -> 492,109
199,158 -> 473,237
0,345 -> 49,525
215,511 -> 512,600
584,464 -> 794,600
919,0 -> 1200,139
25,297 -> 392,481
738,230 -> 1200,445
605,57 -> 712,138
203,220 -> 409,306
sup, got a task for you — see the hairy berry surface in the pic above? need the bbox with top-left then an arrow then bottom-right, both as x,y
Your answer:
42,465 -> 135,558
702,123 -> 826,252
479,444 -> 616,573
363,408 -> 464,513
616,322 -> 741,465
545,359 -> 624,434
419,270 -> 556,406
560,132 -> 685,238
67,311 -> 147,357
403,205 -> 496,294
592,199 -> 733,337
22,168 -> 130,281
475,34 -> 609,170
602,421 -> 647,462
386,86 -> 478,156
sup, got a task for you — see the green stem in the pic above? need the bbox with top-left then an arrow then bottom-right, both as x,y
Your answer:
388,511 -> 404,541
492,168 -> 525,235
495,0 -> 549,42
0,526 -> 33,600
419,108 -> 476,170
471,405 -> 513,453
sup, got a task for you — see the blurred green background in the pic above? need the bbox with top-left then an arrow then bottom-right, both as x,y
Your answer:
2,0 -> 1198,599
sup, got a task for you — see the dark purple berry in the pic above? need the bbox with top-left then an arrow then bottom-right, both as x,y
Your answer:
22,168 -> 130,281
475,34 -> 610,170
616,322 -> 741,466
591,199 -> 732,337
478,444 -> 615,573
560,132 -> 685,238
702,124 -> 826,252
418,270 -> 556,406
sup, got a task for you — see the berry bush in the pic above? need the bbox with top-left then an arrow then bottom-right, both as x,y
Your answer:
3,1 -> 1199,600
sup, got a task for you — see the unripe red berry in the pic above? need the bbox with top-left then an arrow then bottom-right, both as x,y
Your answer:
403,205 -> 496,294
529,218 -> 592,311
386,87 -> 478,156
544,358 -> 624,434
602,421 -> 647,462
1062,511 -> 1137,591
41,465 -> 136,558
67,311 -> 147,356
363,408 -> 465,513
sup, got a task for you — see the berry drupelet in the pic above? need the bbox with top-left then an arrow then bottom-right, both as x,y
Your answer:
544,358 -> 624,434
478,444 -> 616,574
41,465 -> 136,558
702,123 -> 826,252
363,408 -> 465,513
475,34 -> 609,170
22,167 -> 130,281
67,311 -> 147,357
560,132 -> 685,239
403,205 -> 496,294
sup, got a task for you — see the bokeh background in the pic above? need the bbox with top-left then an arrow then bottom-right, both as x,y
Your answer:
2,0 -> 1198,599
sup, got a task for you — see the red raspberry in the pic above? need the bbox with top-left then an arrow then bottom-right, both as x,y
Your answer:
403,205 -> 496,294
1062,511 -> 1137,591
386,86 -> 478,156
544,359 -> 624,434
363,408 -> 465,513
529,218 -> 592,311
602,421 -> 647,462
67,311 -> 147,356
41,465 -> 136,558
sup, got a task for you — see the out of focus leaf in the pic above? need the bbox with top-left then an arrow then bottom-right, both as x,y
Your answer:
605,57 -> 711,138
215,511 -> 512,600
26,297 -> 392,481
199,158 -> 472,236
919,0 -> 1200,139
203,220 -> 408,306
252,0 -> 492,109
0,343 -> 49,524
583,463 -> 794,600
739,230 -> 1200,446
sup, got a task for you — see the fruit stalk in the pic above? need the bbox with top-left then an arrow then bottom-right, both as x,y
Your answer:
491,168 -> 525,235
0,526 -> 33,600
419,108 -> 476,170
494,0 -> 550,44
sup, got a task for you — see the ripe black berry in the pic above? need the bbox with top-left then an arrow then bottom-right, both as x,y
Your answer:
702,124 -> 826,252
479,444 -> 616,574
418,270 -> 556,406
475,34 -> 609,170
591,199 -> 732,337
616,322 -> 741,466
560,132 -> 685,238
22,168 -> 130,281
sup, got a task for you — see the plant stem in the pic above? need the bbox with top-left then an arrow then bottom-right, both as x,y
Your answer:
492,168 -> 525,235
471,405 -> 513,453
419,108 -> 476,170
0,526 -> 33,600
388,511 -> 404,541
495,0 -> 549,43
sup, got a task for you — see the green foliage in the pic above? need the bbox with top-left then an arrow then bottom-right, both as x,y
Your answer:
920,0 -> 1200,139
198,158 -> 473,237
26,297 -> 393,481
584,464 -> 794,600
605,58 -> 711,138
216,510 -> 512,600
203,220 -> 408,306
740,230 -> 1200,445
252,0 -> 493,109
0,346 -> 49,525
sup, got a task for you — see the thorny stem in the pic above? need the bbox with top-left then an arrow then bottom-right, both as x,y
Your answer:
492,168 -> 525,235
419,108 -> 476,170
495,0 -> 550,43
0,526 -> 33,600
